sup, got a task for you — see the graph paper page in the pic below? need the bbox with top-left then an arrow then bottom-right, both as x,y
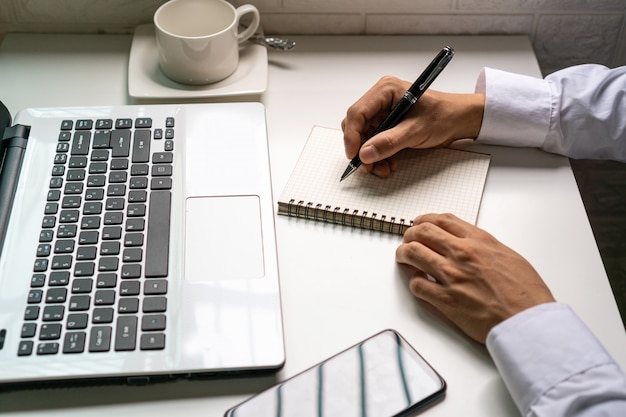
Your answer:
279,126 -> 490,226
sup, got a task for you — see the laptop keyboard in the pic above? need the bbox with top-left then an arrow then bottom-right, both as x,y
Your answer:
18,116 -> 174,356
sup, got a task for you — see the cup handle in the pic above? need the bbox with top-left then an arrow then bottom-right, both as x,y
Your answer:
235,4 -> 261,44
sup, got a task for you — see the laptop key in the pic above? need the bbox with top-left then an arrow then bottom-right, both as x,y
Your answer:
71,131 -> 91,155
42,305 -> 65,321
37,342 -> 59,355
151,177 -> 172,190
94,290 -> 115,305
142,314 -> 166,331
91,149 -> 110,162
89,326 -> 112,352
45,288 -> 67,303
145,191 -> 171,278
31,273 -> 46,287
27,289 -> 43,304
66,313 -> 88,329
71,278 -> 93,294
110,158 -> 129,170
152,152 -> 173,164
49,271 -> 70,285
93,130 -> 111,148
17,341 -> 34,356
111,130 -> 131,157
140,333 -> 165,350
39,323 -> 62,340
98,257 -> 119,272
92,307 -> 114,323
132,130 -> 151,163
63,332 -> 86,354
115,316 -> 138,351
144,280 -> 167,295
58,225 -> 77,238
39,230 -> 54,242
96,273 -> 117,288
69,295 -> 91,311
75,120 -> 93,130
24,306 -> 39,320
121,264 -> 141,279
69,156 -> 87,168
130,164 -> 149,176
96,119 -> 113,129
120,281 -> 140,296
143,296 -> 167,313
37,243 -> 52,256
118,298 -> 139,314
21,323 -> 37,338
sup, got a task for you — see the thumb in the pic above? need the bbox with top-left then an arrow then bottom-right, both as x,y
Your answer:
359,128 -> 407,164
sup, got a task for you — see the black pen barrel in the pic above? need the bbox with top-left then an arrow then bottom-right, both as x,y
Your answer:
0,125 -> 29,253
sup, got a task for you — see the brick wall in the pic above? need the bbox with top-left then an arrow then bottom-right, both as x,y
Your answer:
0,0 -> 624,75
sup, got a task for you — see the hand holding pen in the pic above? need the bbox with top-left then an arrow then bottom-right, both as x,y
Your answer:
341,46 -> 458,181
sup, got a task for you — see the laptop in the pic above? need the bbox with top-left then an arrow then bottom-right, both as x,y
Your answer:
0,101 -> 285,389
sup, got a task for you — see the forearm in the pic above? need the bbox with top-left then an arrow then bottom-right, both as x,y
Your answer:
475,65 -> 626,162
486,303 -> 626,416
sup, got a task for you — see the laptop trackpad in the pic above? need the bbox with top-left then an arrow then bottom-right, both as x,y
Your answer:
185,196 -> 265,281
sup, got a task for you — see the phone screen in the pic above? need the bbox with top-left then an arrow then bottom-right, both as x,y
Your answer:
225,329 -> 446,417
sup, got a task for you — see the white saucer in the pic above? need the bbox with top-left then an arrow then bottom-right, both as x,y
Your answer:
128,24 -> 268,99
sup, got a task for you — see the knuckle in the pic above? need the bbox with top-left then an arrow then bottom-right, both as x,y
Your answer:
378,75 -> 399,85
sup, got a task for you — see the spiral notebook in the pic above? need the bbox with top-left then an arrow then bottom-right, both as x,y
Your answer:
278,126 -> 491,235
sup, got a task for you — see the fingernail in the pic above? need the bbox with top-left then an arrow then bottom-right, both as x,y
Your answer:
360,145 -> 379,163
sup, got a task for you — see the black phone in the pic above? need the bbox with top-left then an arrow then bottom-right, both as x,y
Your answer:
224,329 -> 446,417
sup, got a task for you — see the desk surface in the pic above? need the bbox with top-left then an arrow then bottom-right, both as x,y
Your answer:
0,33 -> 624,417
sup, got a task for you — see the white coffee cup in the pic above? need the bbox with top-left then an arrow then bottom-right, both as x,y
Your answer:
154,0 -> 260,85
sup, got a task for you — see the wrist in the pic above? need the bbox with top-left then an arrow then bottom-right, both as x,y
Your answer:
456,93 -> 485,140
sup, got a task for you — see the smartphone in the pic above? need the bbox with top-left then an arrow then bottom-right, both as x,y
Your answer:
224,329 -> 446,417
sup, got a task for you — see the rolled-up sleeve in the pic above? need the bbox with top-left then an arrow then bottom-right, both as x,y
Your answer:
475,65 -> 626,162
486,302 -> 626,416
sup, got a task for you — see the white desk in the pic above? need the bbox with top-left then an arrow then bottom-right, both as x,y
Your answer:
0,33 -> 624,417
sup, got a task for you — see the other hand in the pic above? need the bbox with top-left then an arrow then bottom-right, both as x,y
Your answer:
395,213 -> 555,343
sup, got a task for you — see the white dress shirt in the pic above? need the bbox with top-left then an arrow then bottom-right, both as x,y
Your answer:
487,303 -> 626,416
475,65 -> 626,162
475,65 -> 626,416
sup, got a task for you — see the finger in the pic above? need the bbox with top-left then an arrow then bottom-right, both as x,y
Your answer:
408,273 -> 447,305
343,77 -> 410,159
401,219 -> 459,259
343,99 -> 393,160
412,212 -> 476,239
370,157 -> 398,178
395,239 -> 449,284
342,113 -> 366,159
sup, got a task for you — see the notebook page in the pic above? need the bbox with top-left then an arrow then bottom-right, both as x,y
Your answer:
278,126 -> 490,230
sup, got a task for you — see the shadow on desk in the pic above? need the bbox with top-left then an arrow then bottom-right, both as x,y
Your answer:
0,374 -> 277,413
571,159 -> 626,328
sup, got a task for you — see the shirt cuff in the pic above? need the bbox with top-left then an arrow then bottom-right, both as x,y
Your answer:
474,67 -> 552,148
486,302 -> 616,415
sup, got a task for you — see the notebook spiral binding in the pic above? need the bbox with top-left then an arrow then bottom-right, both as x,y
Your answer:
283,199 -> 412,235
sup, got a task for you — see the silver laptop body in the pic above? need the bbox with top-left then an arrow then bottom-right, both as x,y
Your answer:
0,102 -> 285,388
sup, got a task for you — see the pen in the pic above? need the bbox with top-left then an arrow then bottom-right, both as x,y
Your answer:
0,125 -> 29,254
340,46 -> 455,181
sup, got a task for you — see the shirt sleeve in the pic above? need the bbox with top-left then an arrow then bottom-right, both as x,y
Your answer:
486,302 -> 626,417
474,65 -> 626,162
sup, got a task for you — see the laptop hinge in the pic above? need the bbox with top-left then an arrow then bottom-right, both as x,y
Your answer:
0,124 -> 31,255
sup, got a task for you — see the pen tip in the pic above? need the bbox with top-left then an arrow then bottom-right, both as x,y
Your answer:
340,164 -> 357,182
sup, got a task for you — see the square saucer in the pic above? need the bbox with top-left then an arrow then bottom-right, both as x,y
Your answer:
128,24 -> 268,99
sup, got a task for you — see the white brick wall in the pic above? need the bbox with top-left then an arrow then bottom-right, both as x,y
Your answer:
0,0 -> 624,75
